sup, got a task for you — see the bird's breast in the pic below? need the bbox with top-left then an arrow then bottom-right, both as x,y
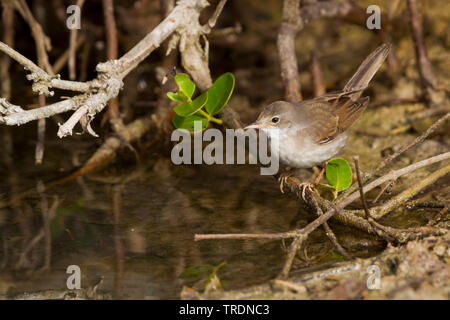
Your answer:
277,131 -> 348,168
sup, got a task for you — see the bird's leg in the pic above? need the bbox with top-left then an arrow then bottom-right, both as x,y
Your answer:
297,164 -> 327,200
297,182 -> 314,201
278,165 -> 326,200
278,169 -> 294,194
278,168 -> 314,200
312,164 -> 326,185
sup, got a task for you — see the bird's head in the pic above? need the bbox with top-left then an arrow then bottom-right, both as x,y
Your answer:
245,101 -> 294,131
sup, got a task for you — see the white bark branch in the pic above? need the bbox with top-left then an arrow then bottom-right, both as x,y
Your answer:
0,0 -> 212,137
0,41 -> 92,95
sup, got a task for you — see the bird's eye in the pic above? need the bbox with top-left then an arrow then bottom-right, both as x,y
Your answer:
271,116 -> 279,124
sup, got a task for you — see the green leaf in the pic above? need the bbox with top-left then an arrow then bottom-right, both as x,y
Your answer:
204,72 -> 235,115
180,265 -> 214,280
167,92 -> 188,103
326,158 -> 353,192
180,261 -> 226,283
174,73 -> 195,99
173,92 -> 208,117
172,114 -> 209,132
204,261 -> 226,290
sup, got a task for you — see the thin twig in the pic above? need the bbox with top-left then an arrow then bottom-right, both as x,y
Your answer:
306,189 -> 349,258
205,0 -> 227,30
0,42 -> 93,94
372,163 -> 450,220
372,179 -> 395,203
354,156 -> 446,243
1,0 -> 214,136
276,0 -> 355,102
277,0 -> 302,102
52,35 -> 85,74
407,0 -> 436,99
353,156 -> 373,220
13,0 -> 55,164
354,156 -> 396,241
0,2 -> 14,99
339,111 -> 449,200
102,0 -> 119,120
69,0 -> 86,80
310,50 -> 325,97
278,234 -> 305,279
35,96 -> 46,164
12,0 -> 52,73
377,111 -> 450,170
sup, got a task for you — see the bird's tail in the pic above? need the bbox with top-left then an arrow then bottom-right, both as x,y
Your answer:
343,43 -> 390,100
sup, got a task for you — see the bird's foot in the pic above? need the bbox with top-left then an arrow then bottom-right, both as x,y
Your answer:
297,182 -> 315,201
278,172 -> 316,200
278,172 -> 294,194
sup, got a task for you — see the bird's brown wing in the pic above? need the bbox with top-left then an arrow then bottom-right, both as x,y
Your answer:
297,92 -> 369,144
296,96 -> 339,144
295,44 -> 388,143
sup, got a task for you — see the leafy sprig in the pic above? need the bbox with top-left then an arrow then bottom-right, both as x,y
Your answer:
167,73 -> 235,132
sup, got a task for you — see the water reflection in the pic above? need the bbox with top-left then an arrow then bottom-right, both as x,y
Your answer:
0,148 -> 384,299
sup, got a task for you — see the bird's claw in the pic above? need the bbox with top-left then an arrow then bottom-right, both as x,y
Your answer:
298,182 -> 314,201
278,173 -> 293,194
278,173 -> 315,201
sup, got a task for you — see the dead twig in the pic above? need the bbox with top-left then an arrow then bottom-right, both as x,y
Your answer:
354,156 -> 396,241
69,0 -> 86,80
13,0 -> 55,164
407,0 -> 437,102
53,35 -> 85,75
102,0 -> 120,121
309,50 -> 325,97
195,153 -> 449,268
279,234 -> 305,279
377,111 -> 450,171
276,0 -> 357,102
372,179 -> 396,204
354,156 -> 446,243
0,1 -> 14,100
277,0 -> 302,102
305,189 -> 350,258
371,163 -> 450,220
339,111 -> 449,200
168,0 -> 243,129
0,0 -> 213,135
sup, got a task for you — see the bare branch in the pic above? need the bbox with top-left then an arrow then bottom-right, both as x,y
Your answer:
377,111 -> 449,170
339,110 -> 450,200
407,0 -> 437,98
12,0 -> 53,73
0,0 -> 215,137
102,0 -> 119,120
310,50 -> 325,97
0,41 -> 93,94
196,152 -> 450,242
1,97 -> 77,125
69,0 -> 86,80
372,163 -> 450,220
277,0 -> 302,102
205,0 -> 227,30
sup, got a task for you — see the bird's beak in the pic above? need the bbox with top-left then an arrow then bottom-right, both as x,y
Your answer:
244,123 -> 260,129
245,122 -> 272,129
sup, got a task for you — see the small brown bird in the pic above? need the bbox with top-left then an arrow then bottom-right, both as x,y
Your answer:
245,44 -> 390,193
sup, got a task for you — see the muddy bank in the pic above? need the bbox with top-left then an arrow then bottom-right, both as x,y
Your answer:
201,227 -> 450,300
